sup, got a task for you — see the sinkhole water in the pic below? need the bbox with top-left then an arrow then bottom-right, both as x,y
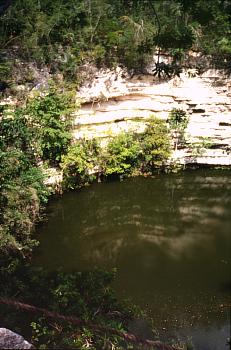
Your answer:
34,169 -> 231,349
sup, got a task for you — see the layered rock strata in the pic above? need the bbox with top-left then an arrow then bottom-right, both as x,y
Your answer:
74,67 -> 231,165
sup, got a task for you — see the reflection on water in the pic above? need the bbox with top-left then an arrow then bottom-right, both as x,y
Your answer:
34,169 -> 231,349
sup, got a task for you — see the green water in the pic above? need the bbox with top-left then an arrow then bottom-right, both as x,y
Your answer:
34,169 -> 231,349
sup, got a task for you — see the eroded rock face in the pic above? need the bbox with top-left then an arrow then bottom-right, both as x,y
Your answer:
0,328 -> 34,349
74,66 -> 231,166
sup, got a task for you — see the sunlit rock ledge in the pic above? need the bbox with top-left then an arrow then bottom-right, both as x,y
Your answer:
171,149 -> 231,166
74,66 -> 231,166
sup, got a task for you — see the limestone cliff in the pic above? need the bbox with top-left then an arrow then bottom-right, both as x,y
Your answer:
74,67 -> 231,166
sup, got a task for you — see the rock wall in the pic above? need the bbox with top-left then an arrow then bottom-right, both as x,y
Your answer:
74,67 -> 231,166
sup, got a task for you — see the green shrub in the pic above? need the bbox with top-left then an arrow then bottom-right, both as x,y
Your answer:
0,101 -> 48,258
0,86 -> 78,259
61,139 -> 101,189
26,86 -> 76,165
103,133 -> 141,177
0,107 -> 38,162
139,117 -> 171,172
61,117 -> 171,187
103,119 -> 171,177
0,157 -> 48,256
168,108 -> 188,131
0,264 -> 136,349
168,108 -> 189,150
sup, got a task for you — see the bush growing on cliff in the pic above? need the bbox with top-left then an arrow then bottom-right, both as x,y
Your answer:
103,133 -> 141,177
61,117 -> 171,188
168,108 -> 189,150
139,117 -> 171,172
26,86 -> 76,165
0,106 -> 48,259
61,139 -> 101,189
0,106 -> 38,162
103,118 -> 171,177
0,86 -> 75,261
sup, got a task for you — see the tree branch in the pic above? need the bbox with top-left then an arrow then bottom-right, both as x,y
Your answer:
0,297 -> 183,350
148,0 -> 161,64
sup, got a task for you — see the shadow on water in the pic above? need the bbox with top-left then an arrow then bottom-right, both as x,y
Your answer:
34,169 -> 231,349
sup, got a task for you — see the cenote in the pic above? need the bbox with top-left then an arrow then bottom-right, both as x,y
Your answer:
34,169 -> 231,349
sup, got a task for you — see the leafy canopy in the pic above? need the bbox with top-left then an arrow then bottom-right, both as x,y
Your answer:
0,0 -> 230,77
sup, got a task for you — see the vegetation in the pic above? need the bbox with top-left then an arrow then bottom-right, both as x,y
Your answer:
168,108 -> 189,151
25,86 -> 76,164
61,139 -> 101,189
0,85 -> 172,348
0,87 -> 75,264
61,117 -> 171,189
0,0 -> 230,84
103,133 -> 141,176
0,265 -> 141,349
139,117 -> 171,171
190,136 -> 214,158
1,0 -> 230,348
0,108 -> 45,259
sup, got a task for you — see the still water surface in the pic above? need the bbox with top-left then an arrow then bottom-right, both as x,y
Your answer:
34,169 -> 231,349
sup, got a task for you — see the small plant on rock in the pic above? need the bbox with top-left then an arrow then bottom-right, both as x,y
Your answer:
26,85 -> 76,165
139,117 -> 171,172
103,133 -> 141,177
61,139 -> 100,189
168,108 -> 189,151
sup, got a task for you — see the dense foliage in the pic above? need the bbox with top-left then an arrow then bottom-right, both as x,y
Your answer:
0,84 -> 173,348
139,117 -> 171,172
103,133 -> 141,176
0,107 -> 46,258
0,0 -> 230,81
1,0 -> 229,348
0,88 -> 75,263
61,117 -> 171,189
61,139 -> 101,189
0,264 -> 140,349
26,87 -> 76,164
